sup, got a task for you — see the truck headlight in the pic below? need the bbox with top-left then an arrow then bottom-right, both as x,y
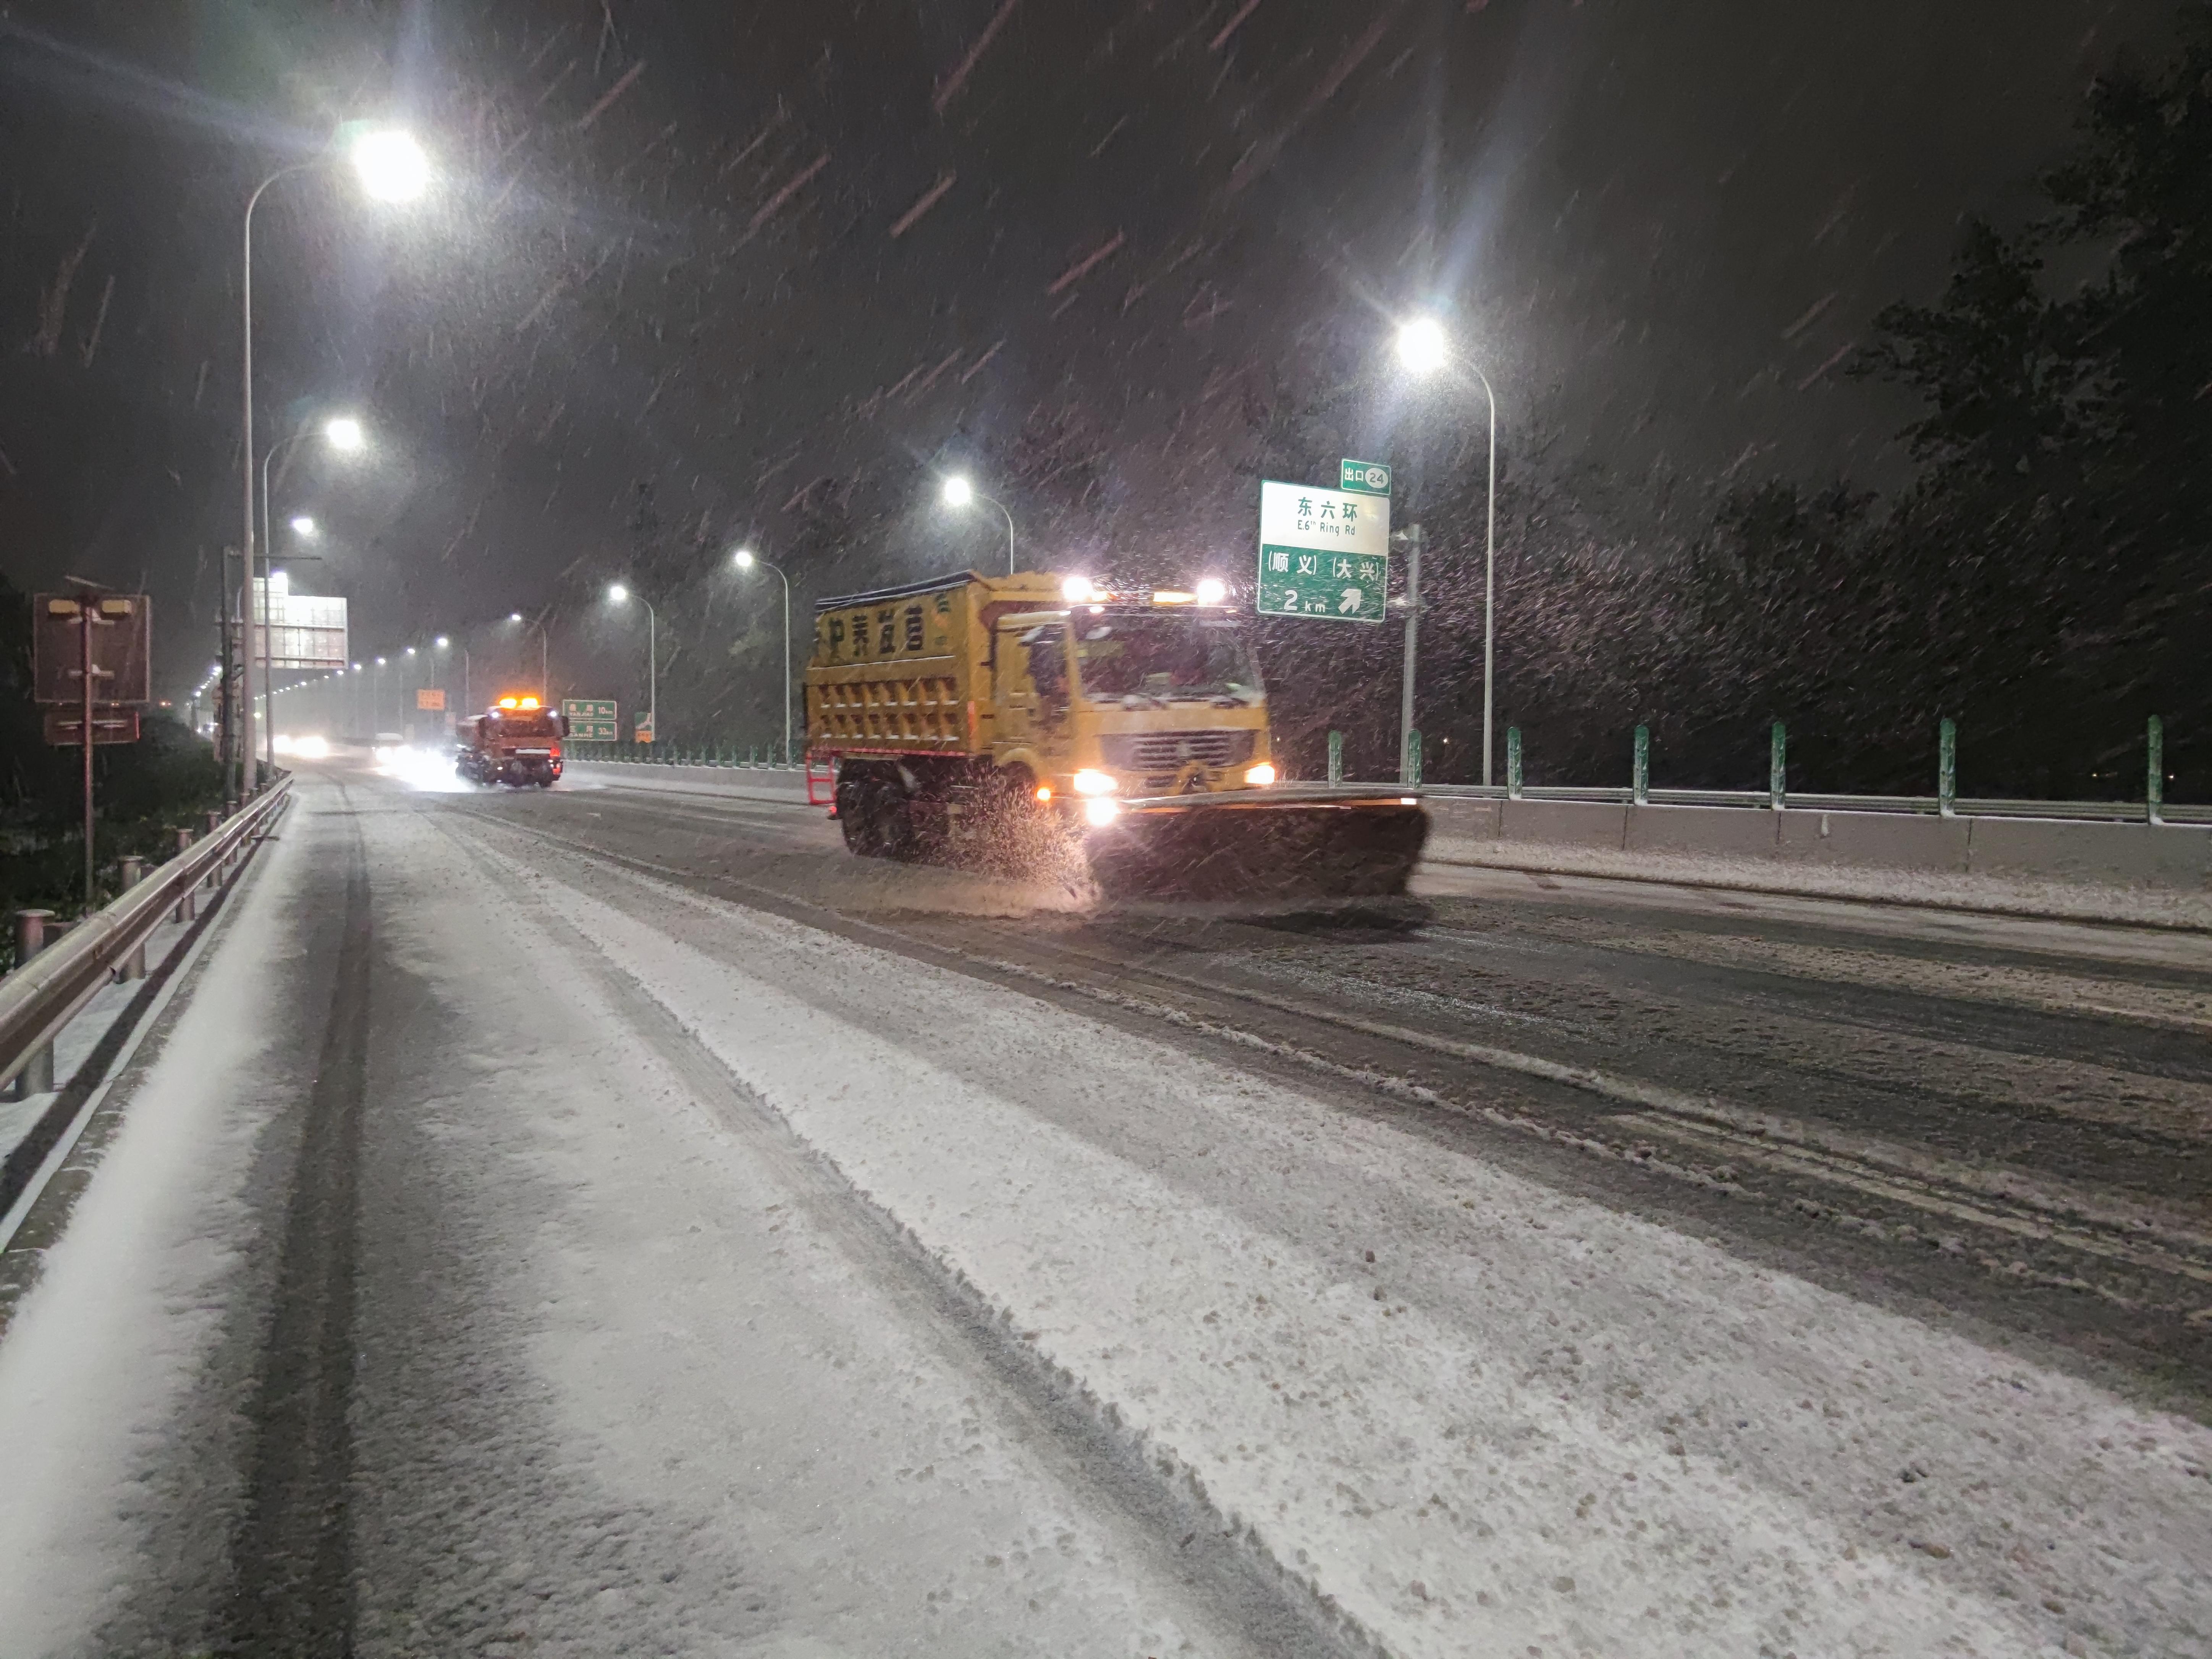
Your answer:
1071,768 -> 1119,796
1243,763 -> 1277,787
1083,797 -> 1121,826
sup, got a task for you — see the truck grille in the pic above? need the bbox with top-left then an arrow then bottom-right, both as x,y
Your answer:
1099,729 -> 1255,776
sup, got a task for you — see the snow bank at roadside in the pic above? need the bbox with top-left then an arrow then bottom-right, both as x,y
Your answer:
0,831 -> 303,1651
500,844 -> 2212,1659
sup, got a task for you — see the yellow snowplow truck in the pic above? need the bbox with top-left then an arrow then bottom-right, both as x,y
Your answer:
804,569 -> 1427,902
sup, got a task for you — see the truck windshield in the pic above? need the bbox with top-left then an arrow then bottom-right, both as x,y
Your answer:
1074,614 -> 1264,705
490,711 -> 562,739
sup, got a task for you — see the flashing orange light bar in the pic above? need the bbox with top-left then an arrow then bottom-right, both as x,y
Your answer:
497,696 -> 518,709
518,696 -> 540,709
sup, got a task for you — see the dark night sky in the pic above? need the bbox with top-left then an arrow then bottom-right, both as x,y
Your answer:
0,0 -> 2181,719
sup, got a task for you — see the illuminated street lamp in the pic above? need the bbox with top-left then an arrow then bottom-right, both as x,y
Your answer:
608,584 -> 656,742
941,474 -> 1017,576
732,548 -> 794,758
1394,315 -> 1500,786
238,128 -> 429,800
289,514 -> 317,537
349,129 -> 432,203
1395,317 -> 1449,375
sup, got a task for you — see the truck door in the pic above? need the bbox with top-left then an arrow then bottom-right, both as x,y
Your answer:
995,623 -> 1069,765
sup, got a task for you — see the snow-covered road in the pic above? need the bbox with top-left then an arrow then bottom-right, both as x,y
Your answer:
0,762 -> 2206,1657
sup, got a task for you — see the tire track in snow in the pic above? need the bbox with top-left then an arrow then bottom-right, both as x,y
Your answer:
220,796 -> 373,1654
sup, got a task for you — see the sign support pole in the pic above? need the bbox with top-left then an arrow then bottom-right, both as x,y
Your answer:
1398,522 -> 1421,784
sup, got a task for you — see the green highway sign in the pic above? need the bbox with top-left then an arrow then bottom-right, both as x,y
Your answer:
1256,479 -> 1390,622
563,697 -> 619,742
1339,458 -> 1391,495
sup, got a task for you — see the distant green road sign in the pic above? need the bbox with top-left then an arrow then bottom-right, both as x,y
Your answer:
1339,458 -> 1391,496
563,697 -> 619,742
1256,479 -> 1390,622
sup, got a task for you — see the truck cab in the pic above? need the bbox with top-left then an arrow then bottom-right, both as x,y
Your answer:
992,600 -> 1274,804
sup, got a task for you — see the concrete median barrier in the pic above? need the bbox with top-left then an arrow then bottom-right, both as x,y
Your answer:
1627,802 -> 1781,858
1775,808 -> 1972,872
562,759 -> 815,803
1501,799 -> 1630,849
1966,815 -> 2212,888
1422,791 -> 2211,904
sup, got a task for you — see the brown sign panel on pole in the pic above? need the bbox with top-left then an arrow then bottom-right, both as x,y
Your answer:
43,708 -> 142,746
416,687 -> 447,711
31,593 -> 152,705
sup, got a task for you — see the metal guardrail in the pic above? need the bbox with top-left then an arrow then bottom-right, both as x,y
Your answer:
0,778 -> 293,1094
580,752 -> 804,770
576,754 -> 2209,827
1395,782 -> 2212,826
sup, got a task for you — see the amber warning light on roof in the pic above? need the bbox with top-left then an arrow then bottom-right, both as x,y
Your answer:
495,695 -> 542,710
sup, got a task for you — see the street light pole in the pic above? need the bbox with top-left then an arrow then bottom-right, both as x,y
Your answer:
257,415 -> 364,774
1393,320 -> 1500,785
240,161 -> 319,800
506,612 -> 552,705
733,550 -> 793,758
608,586 -> 656,741
257,435 -> 306,778
1474,363 -> 1498,788
943,477 -> 1017,576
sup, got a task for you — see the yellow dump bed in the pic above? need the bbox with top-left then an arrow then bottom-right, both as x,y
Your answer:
806,569 -> 1060,758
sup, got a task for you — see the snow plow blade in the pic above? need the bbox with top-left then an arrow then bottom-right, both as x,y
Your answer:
1080,787 -> 1429,904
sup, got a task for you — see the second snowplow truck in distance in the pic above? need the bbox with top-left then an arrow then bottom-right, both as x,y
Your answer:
805,569 -> 1426,902
456,695 -> 566,787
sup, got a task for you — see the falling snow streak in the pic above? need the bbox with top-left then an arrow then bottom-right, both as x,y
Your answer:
719,108 -> 787,176
1227,3 -> 1406,194
27,226 -> 94,359
576,59 -> 645,128
1046,231 -> 1125,296
888,172 -> 957,238
959,340 -> 1005,383
904,349 -> 965,403
1795,341 -> 1853,391
78,274 -> 114,367
1781,293 -> 1838,340
742,151 -> 831,241
780,477 -> 831,514
513,276 -> 572,336
932,0 -> 1024,113
1208,0 -> 1263,53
